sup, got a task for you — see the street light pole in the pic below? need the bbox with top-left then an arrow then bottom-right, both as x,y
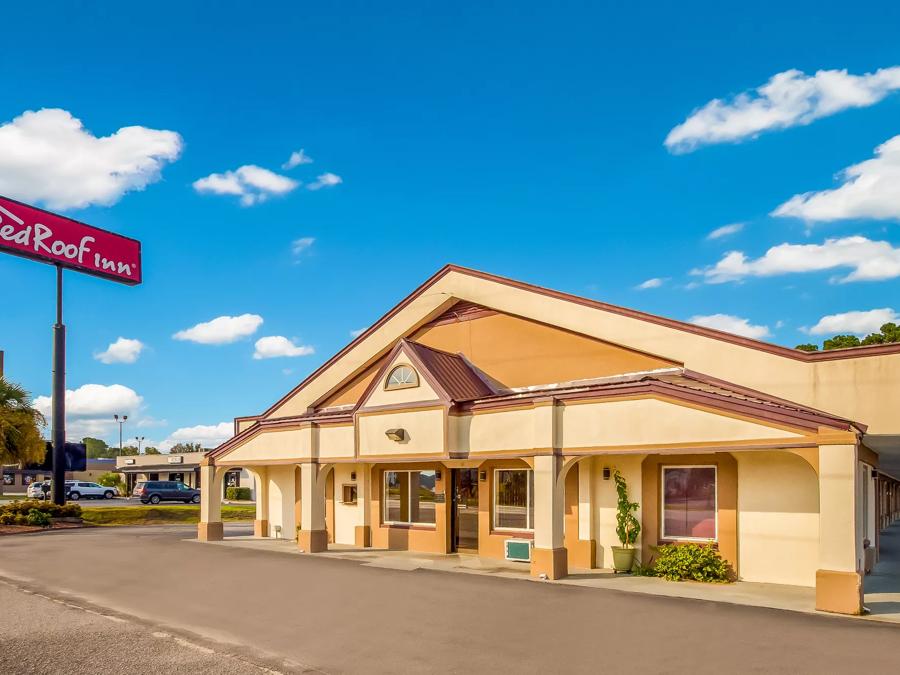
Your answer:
51,265 -> 66,506
136,436 -> 145,454
114,414 -> 128,454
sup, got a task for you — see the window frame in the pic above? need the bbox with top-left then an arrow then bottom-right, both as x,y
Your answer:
382,469 -> 437,527
492,468 -> 534,532
384,364 -> 419,391
660,464 -> 718,542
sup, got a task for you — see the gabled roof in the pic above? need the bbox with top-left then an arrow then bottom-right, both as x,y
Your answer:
355,339 -> 494,408
257,264 -> 900,421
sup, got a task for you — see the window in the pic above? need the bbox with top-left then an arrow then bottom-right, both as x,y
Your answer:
383,470 -> 436,525
169,472 -> 185,483
661,466 -> 717,541
494,469 -> 534,531
385,365 -> 419,390
342,484 -> 358,504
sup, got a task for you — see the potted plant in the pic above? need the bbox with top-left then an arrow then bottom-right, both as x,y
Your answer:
611,469 -> 641,573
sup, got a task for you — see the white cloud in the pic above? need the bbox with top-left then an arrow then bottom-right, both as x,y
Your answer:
0,108 -> 182,210
773,134 -> 900,222
291,236 -> 315,260
689,314 -> 771,339
665,67 -> 900,153
808,308 -> 898,336
173,314 -> 263,344
695,236 -> 900,284
160,422 -> 232,452
34,384 -> 143,441
636,277 -> 665,290
253,335 -> 314,359
283,149 -> 313,169
306,172 -> 342,191
193,165 -> 298,206
94,337 -> 145,364
707,222 -> 744,240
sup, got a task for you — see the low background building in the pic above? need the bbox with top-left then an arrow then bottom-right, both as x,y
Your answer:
116,452 -> 254,499
2,458 -> 116,494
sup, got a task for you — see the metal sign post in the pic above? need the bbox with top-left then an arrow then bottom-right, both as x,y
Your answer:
0,195 -> 141,505
51,266 -> 66,505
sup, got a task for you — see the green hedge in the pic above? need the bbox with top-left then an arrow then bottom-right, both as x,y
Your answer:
650,543 -> 732,583
0,499 -> 82,519
225,487 -> 252,501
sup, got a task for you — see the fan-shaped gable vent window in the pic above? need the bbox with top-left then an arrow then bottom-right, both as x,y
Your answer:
385,365 -> 419,390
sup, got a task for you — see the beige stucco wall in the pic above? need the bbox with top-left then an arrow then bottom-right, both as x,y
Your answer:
267,465 -> 297,539
332,464 -> 359,545
467,409 -> 538,453
358,409 -> 445,457
734,451 -> 819,586
318,425 -> 355,459
222,427 -> 312,464
590,454 -> 644,569
561,399 -> 801,449
363,354 -> 440,407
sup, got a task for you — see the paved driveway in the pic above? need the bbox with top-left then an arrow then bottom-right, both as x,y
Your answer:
0,525 -> 897,674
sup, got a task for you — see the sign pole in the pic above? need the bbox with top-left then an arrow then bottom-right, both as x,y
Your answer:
51,265 -> 66,506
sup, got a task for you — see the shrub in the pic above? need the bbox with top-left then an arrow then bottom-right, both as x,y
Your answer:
26,509 -> 52,528
0,499 -> 81,519
225,487 -> 252,501
652,543 -> 732,583
613,469 -> 640,547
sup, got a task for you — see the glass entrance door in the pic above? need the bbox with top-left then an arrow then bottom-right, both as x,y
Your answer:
453,468 -> 479,552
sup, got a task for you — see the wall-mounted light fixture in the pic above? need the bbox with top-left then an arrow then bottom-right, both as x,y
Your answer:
602,467 -> 611,481
479,471 -> 487,481
350,471 -> 357,481
385,428 -> 406,442
435,469 -> 442,481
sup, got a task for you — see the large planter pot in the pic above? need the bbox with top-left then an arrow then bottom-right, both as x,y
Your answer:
611,546 -> 636,573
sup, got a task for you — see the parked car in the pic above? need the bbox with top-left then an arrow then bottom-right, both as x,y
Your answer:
27,481 -> 46,499
133,481 -> 200,505
66,481 -> 117,500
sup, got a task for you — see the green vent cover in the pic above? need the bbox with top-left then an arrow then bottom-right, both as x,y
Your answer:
505,539 -> 532,562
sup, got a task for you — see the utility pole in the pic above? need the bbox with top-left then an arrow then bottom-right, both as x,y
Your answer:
51,266 -> 66,506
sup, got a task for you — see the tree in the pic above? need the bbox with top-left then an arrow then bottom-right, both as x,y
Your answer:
119,445 -> 139,456
794,343 -> 819,352
169,442 -> 203,454
823,334 -> 861,350
0,377 -> 46,466
83,437 -> 111,458
144,447 -> 161,455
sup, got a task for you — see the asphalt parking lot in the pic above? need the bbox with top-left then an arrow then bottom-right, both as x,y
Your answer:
1,525 -> 898,674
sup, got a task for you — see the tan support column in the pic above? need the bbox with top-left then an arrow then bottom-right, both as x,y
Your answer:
354,463 -> 372,548
198,462 -> 223,541
298,461 -> 328,552
252,468 -> 269,537
816,444 -> 863,615
531,454 -> 567,579
573,458 -> 596,569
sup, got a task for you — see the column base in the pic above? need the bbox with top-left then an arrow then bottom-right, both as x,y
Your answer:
297,529 -> 328,553
568,539 -> 596,570
815,569 -> 863,615
354,525 -> 371,548
197,521 -> 224,541
531,547 -> 568,579
253,519 -> 269,537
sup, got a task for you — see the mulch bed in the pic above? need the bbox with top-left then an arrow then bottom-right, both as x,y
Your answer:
0,522 -> 87,536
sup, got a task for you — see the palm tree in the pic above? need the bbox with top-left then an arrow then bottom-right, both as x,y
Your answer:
0,377 -> 47,465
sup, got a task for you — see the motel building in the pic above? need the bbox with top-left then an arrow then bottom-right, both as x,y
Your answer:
198,265 -> 900,616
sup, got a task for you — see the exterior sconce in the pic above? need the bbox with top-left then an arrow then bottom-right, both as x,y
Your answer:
603,467 -> 611,480
435,469 -> 442,481
385,428 -> 406,442
350,471 -> 357,481
479,471 -> 487,481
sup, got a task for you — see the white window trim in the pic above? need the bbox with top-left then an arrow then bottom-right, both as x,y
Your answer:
493,468 -> 534,532
382,469 -> 437,528
660,465 -> 718,542
384,364 -> 420,391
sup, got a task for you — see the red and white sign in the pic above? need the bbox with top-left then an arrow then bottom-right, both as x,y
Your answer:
0,195 -> 141,285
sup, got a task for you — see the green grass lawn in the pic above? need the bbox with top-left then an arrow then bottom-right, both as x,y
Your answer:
81,504 -> 255,527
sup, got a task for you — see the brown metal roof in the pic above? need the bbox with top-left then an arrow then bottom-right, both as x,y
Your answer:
404,341 -> 495,402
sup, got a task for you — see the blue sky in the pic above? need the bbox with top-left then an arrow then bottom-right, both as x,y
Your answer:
1,1 -> 899,449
